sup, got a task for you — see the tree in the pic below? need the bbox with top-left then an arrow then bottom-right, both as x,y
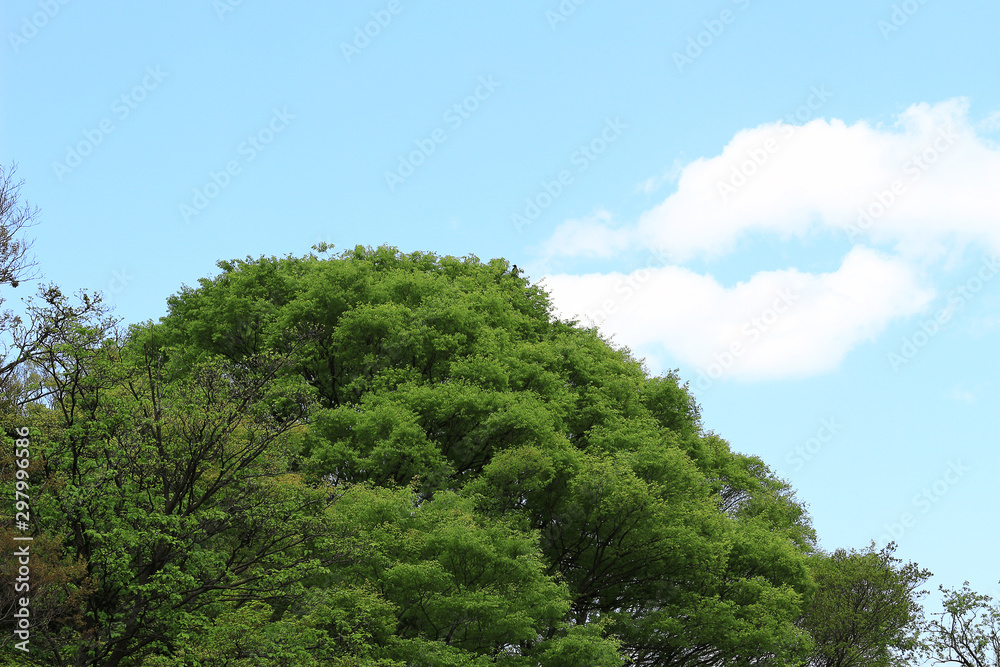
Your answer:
5,242 -> 848,664
321,484 -> 619,666
0,456 -> 94,656
926,581 -> 1000,667
799,542 -> 931,667
0,163 -> 39,292
0,164 -> 110,409
0,163 -> 41,403
6,321 -> 354,666
150,245 -> 821,665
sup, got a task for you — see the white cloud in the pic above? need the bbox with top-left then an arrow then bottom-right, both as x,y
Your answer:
534,99 -> 1000,380
544,246 -> 933,381
537,209 -> 630,261
980,110 -> 1000,133
546,98 -> 1000,263
634,157 -> 685,194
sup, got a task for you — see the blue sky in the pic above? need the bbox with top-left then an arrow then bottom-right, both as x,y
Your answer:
3,0 -> 999,625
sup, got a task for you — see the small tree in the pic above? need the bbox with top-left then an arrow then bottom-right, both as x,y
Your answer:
0,163 -> 40,399
800,541 -> 931,667
0,163 -> 39,291
926,581 -> 1000,667
0,164 -> 111,409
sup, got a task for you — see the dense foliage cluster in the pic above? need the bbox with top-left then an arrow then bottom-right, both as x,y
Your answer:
0,190 -> 989,667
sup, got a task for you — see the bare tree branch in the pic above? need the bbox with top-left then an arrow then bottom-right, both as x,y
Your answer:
0,163 -> 40,289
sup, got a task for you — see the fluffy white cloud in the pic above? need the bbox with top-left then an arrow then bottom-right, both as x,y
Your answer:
534,98 -> 1000,380
547,98 -> 1000,263
543,246 -> 933,382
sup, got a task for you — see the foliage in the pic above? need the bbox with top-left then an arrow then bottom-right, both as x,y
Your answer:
798,542 -> 931,667
925,581 -> 1000,666
2,322 -> 348,665
0,162 -> 49,407
1,241 -> 956,667
145,245 -> 820,665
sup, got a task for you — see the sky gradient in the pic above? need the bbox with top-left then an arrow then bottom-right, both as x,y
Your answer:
3,0 -> 999,627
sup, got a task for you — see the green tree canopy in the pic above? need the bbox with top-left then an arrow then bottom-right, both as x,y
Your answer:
143,245 -> 820,666
9,243 -> 942,666
798,542 -> 931,667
